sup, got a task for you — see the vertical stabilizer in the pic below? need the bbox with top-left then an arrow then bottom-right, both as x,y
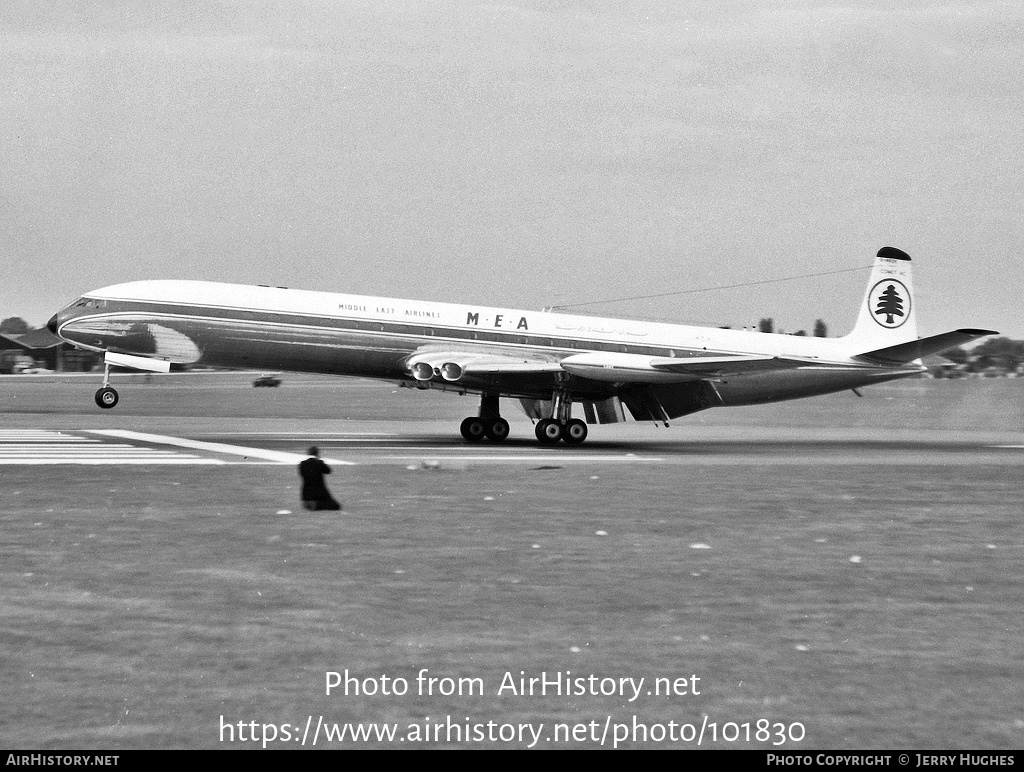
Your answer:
842,246 -> 918,353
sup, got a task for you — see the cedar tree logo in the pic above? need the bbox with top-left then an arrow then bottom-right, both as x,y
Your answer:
868,279 -> 910,328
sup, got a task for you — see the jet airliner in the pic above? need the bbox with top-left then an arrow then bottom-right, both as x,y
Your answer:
48,247 -> 995,445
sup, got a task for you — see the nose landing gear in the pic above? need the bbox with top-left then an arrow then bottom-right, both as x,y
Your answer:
95,363 -> 119,409
95,386 -> 119,409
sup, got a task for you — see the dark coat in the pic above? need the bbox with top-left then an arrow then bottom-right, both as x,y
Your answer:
299,457 -> 340,510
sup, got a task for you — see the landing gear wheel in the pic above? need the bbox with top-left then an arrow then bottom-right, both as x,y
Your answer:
563,418 -> 588,445
485,417 -> 510,442
95,387 -> 119,409
460,417 -> 486,442
535,418 -> 563,445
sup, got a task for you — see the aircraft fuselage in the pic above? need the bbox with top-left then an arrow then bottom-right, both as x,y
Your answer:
51,280 -> 919,407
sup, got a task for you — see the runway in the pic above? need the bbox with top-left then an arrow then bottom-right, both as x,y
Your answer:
210,430 -> 1024,468
3,375 -> 1023,749
2,425 -> 1021,467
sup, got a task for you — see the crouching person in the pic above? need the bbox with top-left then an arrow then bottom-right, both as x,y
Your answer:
298,446 -> 341,511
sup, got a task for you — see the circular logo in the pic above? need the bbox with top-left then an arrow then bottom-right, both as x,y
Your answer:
868,279 -> 910,328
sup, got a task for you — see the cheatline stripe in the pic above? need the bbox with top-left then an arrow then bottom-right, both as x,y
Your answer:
67,304 -> 742,360
86,429 -> 356,465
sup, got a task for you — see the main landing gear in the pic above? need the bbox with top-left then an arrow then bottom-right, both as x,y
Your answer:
460,394 -> 510,443
534,417 -> 588,446
458,389 -> 590,445
460,415 -> 510,442
533,387 -> 587,445
95,363 -> 119,409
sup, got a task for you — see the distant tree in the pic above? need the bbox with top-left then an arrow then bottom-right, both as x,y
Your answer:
942,347 -> 971,365
813,319 -> 828,338
0,317 -> 31,335
758,318 -> 774,333
970,337 -> 1024,372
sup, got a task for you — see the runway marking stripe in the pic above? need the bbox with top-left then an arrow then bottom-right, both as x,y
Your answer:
0,429 -> 225,465
0,459 -> 227,465
0,443 -> 168,449
0,450 -> 191,456
87,429 -> 356,465
376,455 -> 663,463
203,431 -> 399,436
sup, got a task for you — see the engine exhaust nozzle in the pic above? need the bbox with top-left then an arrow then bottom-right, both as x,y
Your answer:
440,362 -> 463,381
411,362 -> 433,381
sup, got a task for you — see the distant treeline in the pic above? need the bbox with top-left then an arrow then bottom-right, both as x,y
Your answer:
942,337 -> 1024,375
1,317 -> 33,335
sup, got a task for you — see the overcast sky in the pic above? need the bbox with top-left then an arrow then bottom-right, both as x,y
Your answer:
2,1 -> 1021,338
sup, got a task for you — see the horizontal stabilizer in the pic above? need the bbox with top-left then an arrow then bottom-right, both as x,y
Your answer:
855,329 -> 998,365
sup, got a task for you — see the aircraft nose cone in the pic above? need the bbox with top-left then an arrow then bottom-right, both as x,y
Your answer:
46,313 -> 59,334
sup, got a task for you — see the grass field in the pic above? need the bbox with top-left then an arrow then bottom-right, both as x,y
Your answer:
2,375 -> 1022,749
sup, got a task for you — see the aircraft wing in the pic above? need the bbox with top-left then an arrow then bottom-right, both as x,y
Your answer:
407,348 -> 810,385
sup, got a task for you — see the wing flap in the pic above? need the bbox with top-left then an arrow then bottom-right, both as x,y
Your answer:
560,352 -> 806,383
647,354 -> 808,375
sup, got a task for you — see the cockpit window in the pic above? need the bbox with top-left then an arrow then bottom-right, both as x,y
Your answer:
73,299 -> 106,309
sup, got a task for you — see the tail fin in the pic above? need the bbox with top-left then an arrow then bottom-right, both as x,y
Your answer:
841,246 -> 997,361
841,246 -> 918,352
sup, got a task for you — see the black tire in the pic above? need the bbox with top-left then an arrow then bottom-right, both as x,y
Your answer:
95,387 -> 119,409
535,418 -> 562,445
485,418 -> 510,442
460,417 -> 486,442
563,418 -> 588,445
